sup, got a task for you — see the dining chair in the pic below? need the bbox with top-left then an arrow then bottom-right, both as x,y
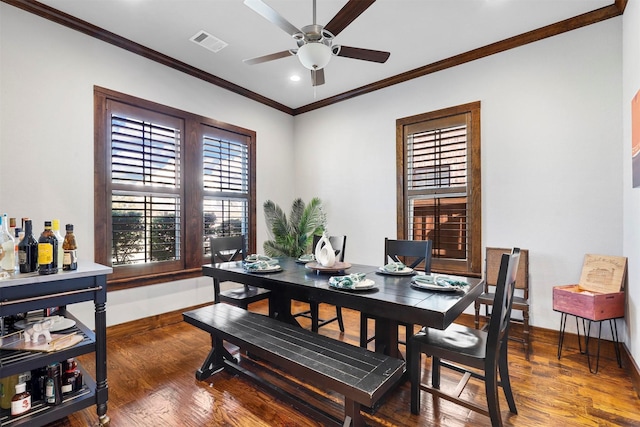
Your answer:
474,247 -> 530,360
209,235 -> 273,317
293,234 -> 346,332
360,238 -> 433,348
409,248 -> 521,427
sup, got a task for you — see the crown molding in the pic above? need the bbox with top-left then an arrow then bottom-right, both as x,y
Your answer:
2,0 -> 627,116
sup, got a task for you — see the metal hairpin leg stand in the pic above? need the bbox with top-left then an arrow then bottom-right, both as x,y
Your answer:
557,312 -> 622,374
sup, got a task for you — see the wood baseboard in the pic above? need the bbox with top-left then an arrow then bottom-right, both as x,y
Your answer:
106,307 -> 640,398
106,302 -> 211,341
462,313 -> 640,398
622,343 -> 640,399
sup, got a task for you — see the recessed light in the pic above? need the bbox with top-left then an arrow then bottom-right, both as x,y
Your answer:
290,75 -> 301,82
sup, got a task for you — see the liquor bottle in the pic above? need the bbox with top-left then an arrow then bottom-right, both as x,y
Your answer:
62,224 -> 77,271
0,214 -> 16,273
61,358 -> 82,394
30,367 -> 47,402
10,382 -> 30,416
44,363 -> 61,405
52,220 -> 65,272
18,220 -> 37,273
38,221 -> 58,275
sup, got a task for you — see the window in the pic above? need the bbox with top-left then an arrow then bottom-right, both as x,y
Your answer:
95,87 -> 256,288
396,102 -> 481,276
202,125 -> 253,256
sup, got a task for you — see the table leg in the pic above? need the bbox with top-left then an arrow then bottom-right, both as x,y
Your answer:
213,278 -> 221,304
584,319 -> 622,374
374,318 -> 400,358
557,312 -> 567,359
611,319 -> 622,368
271,295 -> 301,327
584,319 -> 601,374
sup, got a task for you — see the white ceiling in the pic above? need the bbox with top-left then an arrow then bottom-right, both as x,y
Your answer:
36,0 -> 613,110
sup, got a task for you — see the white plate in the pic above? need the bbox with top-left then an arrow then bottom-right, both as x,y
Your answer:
244,265 -> 282,274
14,317 -> 77,332
411,281 -> 459,292
244,255 -> 272,262
329,279 -> 376,291
377,266 -> 415,276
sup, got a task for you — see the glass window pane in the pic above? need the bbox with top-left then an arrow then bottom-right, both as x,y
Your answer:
112,194 -> 181,265
111,115 -> 180,188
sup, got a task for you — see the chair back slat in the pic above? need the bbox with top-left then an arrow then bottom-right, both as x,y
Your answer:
384,238 -> 433,272
312,235 -> 346,262
487,248 -> 521,347
209,235 -> 245,263
485,247 -> 529,293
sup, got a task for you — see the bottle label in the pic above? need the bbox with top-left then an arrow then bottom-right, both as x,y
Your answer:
63,250 -> 77,266
10,396 -> 31,416
38,243 -> 53,265
61,384 -> 72,394
45,384 -> 54,402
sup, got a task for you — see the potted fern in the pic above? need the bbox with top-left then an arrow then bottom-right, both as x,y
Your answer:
263,197 -> 326,257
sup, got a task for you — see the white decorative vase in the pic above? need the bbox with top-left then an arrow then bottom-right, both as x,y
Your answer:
314,233 -> 336,267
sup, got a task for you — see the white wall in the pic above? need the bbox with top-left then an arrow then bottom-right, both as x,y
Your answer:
622,0 -> 640,365
0,4 -> 630,352
293,19 -> 623,336
0,5 -> 296,328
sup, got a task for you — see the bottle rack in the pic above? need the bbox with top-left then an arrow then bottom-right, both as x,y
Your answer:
0,263 -> 111,426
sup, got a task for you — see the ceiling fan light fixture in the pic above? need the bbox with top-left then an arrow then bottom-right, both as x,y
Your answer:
297,42 -> 332,70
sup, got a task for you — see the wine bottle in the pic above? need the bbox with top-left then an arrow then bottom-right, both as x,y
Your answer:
18,220 -> 37,273
62,224 -> 77,271
37,221 -> 58,275
52,220 -> 65,272
14,228 -> 23,273
0,215 -> 16,274
8,218 -> 16,242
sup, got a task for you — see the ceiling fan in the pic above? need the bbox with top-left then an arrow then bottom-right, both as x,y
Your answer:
243,0 -> 390,86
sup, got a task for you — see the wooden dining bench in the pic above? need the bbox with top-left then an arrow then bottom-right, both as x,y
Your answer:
183,303 -> 405,427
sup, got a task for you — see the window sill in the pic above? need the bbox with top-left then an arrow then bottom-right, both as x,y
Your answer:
106,268 -> 203,292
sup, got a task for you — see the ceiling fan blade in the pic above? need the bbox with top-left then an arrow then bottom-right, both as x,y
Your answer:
324,0 -> 376,37
337,46 -> 390,63
311,69 -> 325,86
243,50 -> 295,65
244,0 -> 302,37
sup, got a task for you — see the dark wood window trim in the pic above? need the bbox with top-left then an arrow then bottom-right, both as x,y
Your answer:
94,86 -> 256,291
396,101 -> 481,277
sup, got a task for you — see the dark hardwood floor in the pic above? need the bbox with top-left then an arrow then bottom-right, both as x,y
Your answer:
45,300 -> 639,427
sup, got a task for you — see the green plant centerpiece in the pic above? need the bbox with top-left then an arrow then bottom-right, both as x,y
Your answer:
263,197 -> 326,258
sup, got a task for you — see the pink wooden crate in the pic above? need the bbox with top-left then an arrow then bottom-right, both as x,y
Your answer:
553,285 -> 625,321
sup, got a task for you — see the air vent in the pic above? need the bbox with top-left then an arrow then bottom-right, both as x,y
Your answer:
190,31 -> 228,53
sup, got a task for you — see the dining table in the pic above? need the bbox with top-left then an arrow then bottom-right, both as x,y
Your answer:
202,257 -> 484,359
